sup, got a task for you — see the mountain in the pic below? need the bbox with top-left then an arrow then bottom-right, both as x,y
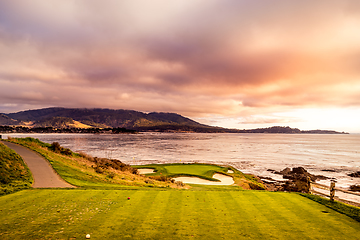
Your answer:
4,107 -> 213,131
0,113 -> 19,126
2,107 -> 348,134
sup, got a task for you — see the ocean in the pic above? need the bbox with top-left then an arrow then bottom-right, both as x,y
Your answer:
2,132 -> 359,190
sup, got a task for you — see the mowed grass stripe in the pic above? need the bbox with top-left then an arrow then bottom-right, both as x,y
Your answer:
1,190 -> 111,239
0,190 -> 73,238
138,191 -> 176,239
278,192 -> 360,238
161,191 -> 185,239
0,190 -> 359,239
167,191 -> 196,239
192,192 -> 222,239
178,192 -> 201,238
233,191 -> 360,240
249,192 -> 310,239
204,191 -> 247,239
222,191 -> 266,239
264,193 -> 330,239
231,191 -> 277,238
90,190 -> 159,239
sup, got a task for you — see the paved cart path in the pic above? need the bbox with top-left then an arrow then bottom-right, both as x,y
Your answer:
2,141 -> 75,188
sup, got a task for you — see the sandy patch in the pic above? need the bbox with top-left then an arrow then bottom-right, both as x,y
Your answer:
227,170 -> 234,174
173,173 -> 234,185
138,168 -> 155,174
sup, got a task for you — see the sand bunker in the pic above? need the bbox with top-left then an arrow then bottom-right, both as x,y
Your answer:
227,170 -> 234,173
138,168 -> 155,174
173,173 -> 234,185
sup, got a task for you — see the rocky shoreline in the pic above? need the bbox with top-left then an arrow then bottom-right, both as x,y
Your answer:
259,167 -> 327,192
261,167 -> 360,193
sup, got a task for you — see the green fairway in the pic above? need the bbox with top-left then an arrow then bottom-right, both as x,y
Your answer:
163,164 -> 225,176
0,189 -> 359,240
134,163 -> 266,190
135,163 -> 228,180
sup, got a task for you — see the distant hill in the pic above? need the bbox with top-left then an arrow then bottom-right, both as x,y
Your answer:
4,107 -> 213,131
1,107 -> 348,134
0,114 -> 19,126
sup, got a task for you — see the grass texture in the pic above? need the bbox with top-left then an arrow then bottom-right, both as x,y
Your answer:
0,189 -> 359,240
0,142 -> 33,195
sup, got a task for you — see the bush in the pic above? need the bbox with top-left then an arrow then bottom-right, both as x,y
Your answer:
149,175 -> 170,182
94,166 -> 104,174
49,142 -> 73,156
248,182 -> 266,190
90,157 -> 138,174
175,181 -> 185,187
62,148 -> 73,156
107,172 -> 116,179
350,185 -> 360,192
0,175 -> 10,184
78,151 -> 94,161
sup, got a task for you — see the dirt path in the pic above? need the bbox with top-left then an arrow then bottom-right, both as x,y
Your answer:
2,141 -> 75,188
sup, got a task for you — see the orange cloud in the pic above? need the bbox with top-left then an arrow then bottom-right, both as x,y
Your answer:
1,1 -> 360,131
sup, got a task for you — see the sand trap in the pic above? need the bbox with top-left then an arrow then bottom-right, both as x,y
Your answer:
227,170 -> 234,174
173,173 -> 234,185
138,168 -> 155,174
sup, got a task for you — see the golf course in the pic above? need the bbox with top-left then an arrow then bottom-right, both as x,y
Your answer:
1,138 -> 360,239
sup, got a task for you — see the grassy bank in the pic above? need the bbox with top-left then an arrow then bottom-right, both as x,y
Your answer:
4,137 -> 180,189
0,142 -> 33,195
0,189 -> 359,240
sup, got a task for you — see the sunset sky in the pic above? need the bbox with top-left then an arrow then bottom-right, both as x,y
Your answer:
1,0 -> 360,132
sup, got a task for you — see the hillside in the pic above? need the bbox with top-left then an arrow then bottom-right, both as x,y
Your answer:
3,137 -> 183,189
1,107 -> 347,133
0,114 -> 19,125
0,142 -> 33,195
5,107 -> 210,131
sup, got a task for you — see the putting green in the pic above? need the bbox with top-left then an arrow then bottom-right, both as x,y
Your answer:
163,164 -> 225,175
0,189 -> 359,239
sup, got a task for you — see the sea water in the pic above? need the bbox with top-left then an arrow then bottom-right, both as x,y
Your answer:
3,133 -> 359,190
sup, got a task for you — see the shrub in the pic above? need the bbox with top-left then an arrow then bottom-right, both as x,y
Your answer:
175,181 -> 185,187
49,142 -> 73,156
248,182 -> 266,190
107,172 -> 116,179
0,175 -> 10,184
94,166 -> 104,174
90,157 -> 138,174
77,151 -> 94,161
149,175 -> 170,182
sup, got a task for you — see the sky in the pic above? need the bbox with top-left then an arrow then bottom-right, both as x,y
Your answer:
1,0 -> 360,132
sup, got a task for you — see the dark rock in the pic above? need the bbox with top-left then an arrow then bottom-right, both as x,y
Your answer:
292,167 -> 307,174
279,167 -> 291,175
282,179 -> 310,193
348,171 -> 360,178
276,167 -> 329,193
321,169 -> 337,172
349,185 -> 360,192
261,167 -> 330,193
279,167 -> 328,182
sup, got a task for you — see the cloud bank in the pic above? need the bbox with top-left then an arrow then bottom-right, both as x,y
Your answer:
1,0 -> 360,131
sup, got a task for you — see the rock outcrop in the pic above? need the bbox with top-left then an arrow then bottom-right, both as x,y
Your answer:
264,167 -> 328,193
348,171 -> 360,178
